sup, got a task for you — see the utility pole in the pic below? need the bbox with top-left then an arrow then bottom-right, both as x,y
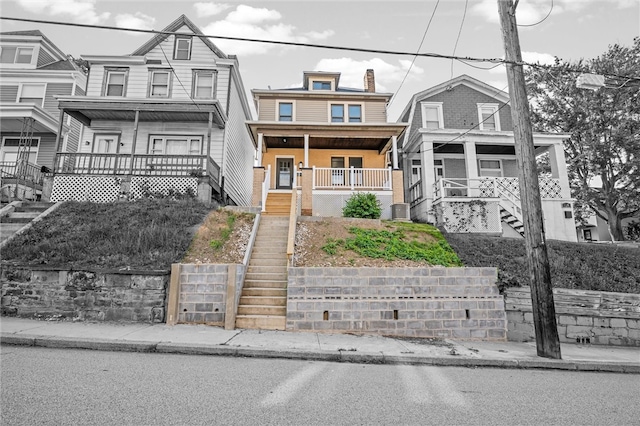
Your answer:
497,0 -> 561,359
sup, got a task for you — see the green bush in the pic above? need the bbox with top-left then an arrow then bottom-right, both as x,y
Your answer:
342,193 -> 382,219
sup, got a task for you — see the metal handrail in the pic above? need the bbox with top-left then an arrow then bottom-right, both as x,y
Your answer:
286,189 -> 297,267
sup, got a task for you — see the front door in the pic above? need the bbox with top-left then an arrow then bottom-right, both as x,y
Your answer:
276,158 -> 293,189
92,134 -> 119,172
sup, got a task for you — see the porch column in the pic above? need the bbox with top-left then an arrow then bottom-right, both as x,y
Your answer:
303,133 -> 309,167
129,109 -> 139,174
251,166 -> 265,208
256,132 -> 263,166
301,167 -> 313,216
207,112 -> 213,159
548,142 -> 571,198
391,135 -> 399,169
55,109 -> 66,160
421,140 -> 435,200
464,141 -> 479,196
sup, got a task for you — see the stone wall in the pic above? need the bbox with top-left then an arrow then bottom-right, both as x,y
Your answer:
287,267 -> 506,340
505,287 -> 640,346
175,264 -> 245,326
1,265 -> 168,322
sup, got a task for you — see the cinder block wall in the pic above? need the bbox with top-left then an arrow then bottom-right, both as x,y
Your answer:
1,265 -> 168,322
287,267 -> 506,340
177,264 -> 245,326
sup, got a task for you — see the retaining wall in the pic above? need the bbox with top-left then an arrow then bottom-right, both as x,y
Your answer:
505,287 -> 640,346
287,267 -> 506,340
0,265 -> 168,322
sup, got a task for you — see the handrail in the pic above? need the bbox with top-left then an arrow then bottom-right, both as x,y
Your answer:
261,164 -> 271,212
313,167 -> 392,190
408,179 -> 423,206
286,189 -> 297,268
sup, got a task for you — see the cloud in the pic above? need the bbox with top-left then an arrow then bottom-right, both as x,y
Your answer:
313,58 -> 425,92
201,5 -> 334,56
194,2 -> 232,17
15,0 -> 109,25
114,12 -> 156,34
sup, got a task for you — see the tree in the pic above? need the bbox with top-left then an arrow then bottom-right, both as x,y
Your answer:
525,38 -> 640,241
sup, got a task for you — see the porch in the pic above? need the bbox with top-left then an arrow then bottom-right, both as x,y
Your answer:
0,160 -> 45,202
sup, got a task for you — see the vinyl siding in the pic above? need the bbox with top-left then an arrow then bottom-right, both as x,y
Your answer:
296,99 -> 327,122
0,85 -> 18,103
74,85 -> 85,96
258,98 -> 276,121
65,118 -> 82,153
257,97 -> 387,123
221,75 -> 254,205
44,83 -> 73,116
364,100 -> 386,123
34,133 -> 57,168
37,48 -> 56,68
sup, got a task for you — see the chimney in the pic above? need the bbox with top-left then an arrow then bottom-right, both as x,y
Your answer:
364,69 -> 375,93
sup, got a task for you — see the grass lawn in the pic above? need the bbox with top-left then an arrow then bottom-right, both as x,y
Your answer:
445,233 -> 640,294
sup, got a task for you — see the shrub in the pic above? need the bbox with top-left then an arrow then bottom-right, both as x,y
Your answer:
342,193 -> 382,219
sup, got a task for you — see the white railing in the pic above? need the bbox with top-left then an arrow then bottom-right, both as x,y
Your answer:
313,166 -> 392,190
433,177 -> 561,200
408,180 -> 423,206
261,164 -> 271,212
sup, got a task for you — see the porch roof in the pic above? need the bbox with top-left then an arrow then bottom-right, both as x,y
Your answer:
56,97 -> 227,128
246,121 -> 407,152
0,103 -> 69,134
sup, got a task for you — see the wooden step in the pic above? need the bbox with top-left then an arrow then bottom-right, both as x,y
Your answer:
235,315 -> 286,330
237,304 -> 286,316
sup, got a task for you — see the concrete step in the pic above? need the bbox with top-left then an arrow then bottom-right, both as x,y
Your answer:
249,252 -> 288,260
243,279 -> 287,289
16,202 -> 53,212
235,315 -> 286,330
247,265 -> 289,274
1,214 -> 39,223
241,287 -> 288,297
1,223 -> 25,232
239,295 -> 287,306
244,272 -> 288,281
248,258 -> 288,267
237,304 -> 286,316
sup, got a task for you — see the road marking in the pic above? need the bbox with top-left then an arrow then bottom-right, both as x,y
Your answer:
421,367 -> 467,407
398,365 -> 432,404
261,363 -> 326,407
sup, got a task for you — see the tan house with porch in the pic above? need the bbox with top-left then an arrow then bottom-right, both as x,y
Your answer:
398,75 -> 577,242
248,70 -> 408,218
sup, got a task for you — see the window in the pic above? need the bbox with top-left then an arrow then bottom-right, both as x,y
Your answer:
479,159 -> 502,177
0,46 -> 34,64
331,156 -> 345,185
193,70 -> 216,99
478,104 -> 501,131
1,137 -> 39,164
174,37 -> 192,60
149,136 -> 202,155
331,104 -> 344,122
421,102 -> 443,129
149,70 -> 171,97
312,81 -> 332,90
348,105 -> 362,122
411,159 -> 422,185
278,102 -> 293,121
18,84 -> 45,106
104,69 -> 128,96
434,159 -> 444,180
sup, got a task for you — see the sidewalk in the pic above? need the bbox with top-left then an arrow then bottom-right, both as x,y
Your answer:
1,317 -> 638,373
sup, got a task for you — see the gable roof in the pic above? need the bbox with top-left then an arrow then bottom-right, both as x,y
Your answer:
398,74 -> 511,120
130,14 -> 227,59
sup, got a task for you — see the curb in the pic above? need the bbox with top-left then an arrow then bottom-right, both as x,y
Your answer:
2,333 -> 639,374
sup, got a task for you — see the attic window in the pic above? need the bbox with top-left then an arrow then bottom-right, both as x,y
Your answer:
312,81 -> 332,90
174,37 -> 192,60
0,46 -> 34,64
478,104 -> 501,131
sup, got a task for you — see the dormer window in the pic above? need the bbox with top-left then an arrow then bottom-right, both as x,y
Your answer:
174,37 -> 192,60
312,81 -> 332,90
1,46 -> 34,64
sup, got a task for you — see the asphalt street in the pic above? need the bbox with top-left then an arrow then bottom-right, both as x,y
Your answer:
2,345 -> 639,426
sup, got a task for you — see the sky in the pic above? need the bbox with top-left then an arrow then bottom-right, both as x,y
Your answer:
1,0 -> 638,120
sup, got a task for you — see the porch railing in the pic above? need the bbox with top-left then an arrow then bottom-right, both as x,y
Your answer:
53,153 -> 220,185
433,177 -> 561,200
408,180 -> 423,206
0,160 -> 44,185
312,166 -> 392,190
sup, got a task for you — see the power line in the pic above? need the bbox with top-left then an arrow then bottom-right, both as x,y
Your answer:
518,0 -> 553,27
2,16 -> 638,83
451,0 -> 469,79
388,0 -> 441,108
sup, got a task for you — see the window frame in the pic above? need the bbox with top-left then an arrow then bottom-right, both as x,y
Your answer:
192,69 -> 217,99
477,103 -> 501,131
147,69 -> 172,98
148,135 -> 203,155
330,104 -> 344,122
102,68 -> 129,97
478,159 -> 503,177
312,80 -> 332,90
0,46 -> 35,65
328,102 -> 363,123
420,102 -> 444,129
173,36 -> 192,60
1,136 -> 40,164
17,83 -> 46,107
348,104 -> 362,123
277,101 -> 294,122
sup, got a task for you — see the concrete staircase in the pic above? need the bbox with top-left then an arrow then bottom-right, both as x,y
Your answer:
500,207 -> 525,238
264,192 -> 292,216
1,202 -> 54,243
235,216 -> 289,330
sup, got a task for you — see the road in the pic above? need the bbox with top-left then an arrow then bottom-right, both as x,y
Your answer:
1,345 -> 638,425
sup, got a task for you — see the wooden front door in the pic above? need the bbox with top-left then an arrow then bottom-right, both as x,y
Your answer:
276,158 -> 293,189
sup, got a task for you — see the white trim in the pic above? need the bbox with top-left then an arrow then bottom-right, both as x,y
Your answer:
17,82 -> 46,107
148,134 -> 204,155
0,44 -> 38,68
309,77 -> 335,91
477,103 -> 501,131
328,102 -> 364,123
420,101 -> 444,129
1,136 -> 41,163
274,155 -> 296,189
